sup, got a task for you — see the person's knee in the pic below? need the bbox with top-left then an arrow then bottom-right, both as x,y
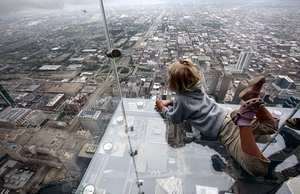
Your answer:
252,119 -> 280,135
241,155 -> 270,177
246,165 -> 269,177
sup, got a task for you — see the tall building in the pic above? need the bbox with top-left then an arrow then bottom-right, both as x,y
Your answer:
75,129 -> 94,143
25,110 -> 47,126
208,67 -> 222,95
218,71 -> 232,103
93,96 -> 113,112
78,110 -> 103,133
275,75 -> 294,89
2,143 -> 27,162
235,52 -> 253,72
231,80 -> 248,104
142,82 -> 151,95
283,96 -> 300,108
0,107 -> 31,129
1,126 -> 89,171
0,85 -> 15,108
59,151 -> 82,171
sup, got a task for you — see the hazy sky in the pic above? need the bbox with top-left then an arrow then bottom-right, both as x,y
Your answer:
0,0 -> 101,15
0,0 -> 164,15
0,0 -> 298,15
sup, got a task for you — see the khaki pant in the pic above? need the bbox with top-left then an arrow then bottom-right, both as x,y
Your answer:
217,110 -> 279,177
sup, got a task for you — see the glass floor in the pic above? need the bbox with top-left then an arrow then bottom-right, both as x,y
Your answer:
76,98 -> 300,194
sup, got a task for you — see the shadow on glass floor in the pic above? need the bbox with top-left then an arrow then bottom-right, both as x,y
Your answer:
189,125 -> 300,194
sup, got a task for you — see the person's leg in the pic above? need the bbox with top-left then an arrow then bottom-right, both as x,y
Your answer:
239,76 -> 265,101
251,106 -> 278,136
256,106 -> 276,121
239,76 -> 279,135
218,110 -> 270,177
239,76 -> 273,121
231,98 -> 265,159
239,126 -> 263,159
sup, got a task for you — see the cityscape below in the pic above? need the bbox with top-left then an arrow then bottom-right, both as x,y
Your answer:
0,0 -> 300,193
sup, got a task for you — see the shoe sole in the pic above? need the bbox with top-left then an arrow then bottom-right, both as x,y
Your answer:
239,76 -> 265,101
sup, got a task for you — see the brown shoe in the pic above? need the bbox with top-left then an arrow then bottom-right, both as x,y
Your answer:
239,76 -> 265,101
285,118 -> 300,130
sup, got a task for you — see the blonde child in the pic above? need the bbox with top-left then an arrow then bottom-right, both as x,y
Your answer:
155,59 -> 279,177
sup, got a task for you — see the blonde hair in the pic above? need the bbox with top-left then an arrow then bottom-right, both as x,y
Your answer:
167,59 -> 204,92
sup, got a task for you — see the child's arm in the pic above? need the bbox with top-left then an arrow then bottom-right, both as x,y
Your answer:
155,98 -> 173,111
157,97 -> 188,124
163,100 -> 173,107
155,98 -> 165,111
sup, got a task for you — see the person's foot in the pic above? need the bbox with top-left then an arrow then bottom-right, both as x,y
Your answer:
285,118 -> 300,130
239,76 -> 265,101
231,98 -> 265,126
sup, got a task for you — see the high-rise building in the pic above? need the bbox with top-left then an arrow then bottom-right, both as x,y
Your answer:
2,143 -> 27,162
235,52 -> 253,72
232,80 -> 248,104
78,110 -> 103,133
142,82 -> 151,94
93,96 -> 113,112
1,126 -> 89,170
0,107 -> 31,129
275,75 -> 294,89
0,85 -> 15,108
25,110 -> 47,126
59,151 -> 82,171
283,96 -> 300,108
218,71 -> 232,103
208,67 -> 222,95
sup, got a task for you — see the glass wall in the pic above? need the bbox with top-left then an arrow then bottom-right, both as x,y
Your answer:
0,0 -> 300,194
76,0 -> 300,193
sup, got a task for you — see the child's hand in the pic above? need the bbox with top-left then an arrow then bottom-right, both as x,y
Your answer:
163,101 -> 173,107
155,98 -> 165,111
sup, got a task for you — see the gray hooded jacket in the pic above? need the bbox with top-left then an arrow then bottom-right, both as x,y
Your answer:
162,86 -> 229,138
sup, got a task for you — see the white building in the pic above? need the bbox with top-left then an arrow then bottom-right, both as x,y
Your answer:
235,52 -> 253,72
39,65 -> 61,71
78,110 -> 103,133
0,107 -> 31,128
155,177 -> 183,194
25,110 -> 46,126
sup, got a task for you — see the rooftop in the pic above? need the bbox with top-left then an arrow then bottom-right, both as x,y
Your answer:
0,107 -> 30,121
78,110 -> 101,118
